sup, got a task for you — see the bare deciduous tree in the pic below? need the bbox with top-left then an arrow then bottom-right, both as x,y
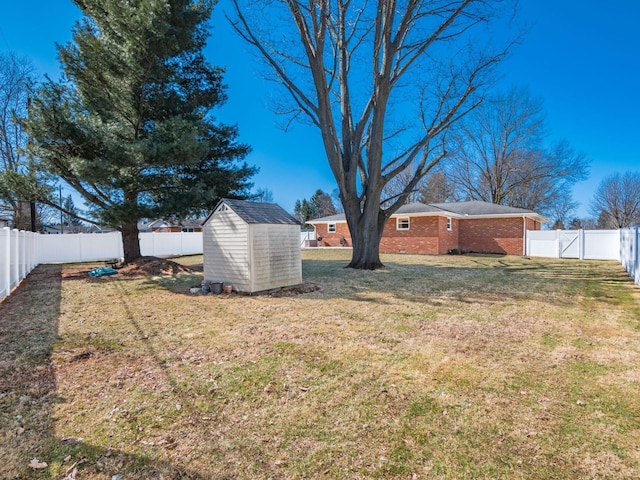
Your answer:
382,166 -> 423,207
230,0 -> 518,269
590,172 -> 640,228
251,187 -> 275,203
0,52 -> 48,230
447,87 -> 589,217
419,170 -> 456,204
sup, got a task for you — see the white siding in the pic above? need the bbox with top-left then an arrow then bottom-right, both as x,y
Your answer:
203,208 -> 250,291
249,224 -> 302,292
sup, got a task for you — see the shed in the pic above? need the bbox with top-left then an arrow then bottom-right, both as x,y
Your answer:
203,198 -> 302,293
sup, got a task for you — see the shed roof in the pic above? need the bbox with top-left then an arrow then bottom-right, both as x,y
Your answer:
213,198 -> 300,225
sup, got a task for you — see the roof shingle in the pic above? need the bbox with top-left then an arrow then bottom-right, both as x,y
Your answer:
309,200 -> 546,223
220,198 -> 300,225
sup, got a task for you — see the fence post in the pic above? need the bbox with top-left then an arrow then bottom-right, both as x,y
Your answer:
635,227 -> 640,285
78,233 -> 84,262
10,229 -> 18,290
556,229 -> 561,258
579,229 -> 585,260
18,231 -> 23,279
31,231 -> 38,270
2,228 -> 10,297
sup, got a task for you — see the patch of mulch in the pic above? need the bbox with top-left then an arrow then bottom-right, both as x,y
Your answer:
266,283 -> 321,297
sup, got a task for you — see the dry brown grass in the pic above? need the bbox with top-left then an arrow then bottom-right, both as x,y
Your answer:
2,250 -> 640,479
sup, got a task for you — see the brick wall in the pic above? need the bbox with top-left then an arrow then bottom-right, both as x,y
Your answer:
314,215 -> 541,255
379,216 -> 441,254
314,222 -> 352,246
458,217 -> 534,255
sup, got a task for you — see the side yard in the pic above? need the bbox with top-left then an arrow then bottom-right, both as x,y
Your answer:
1,250 -> 639,479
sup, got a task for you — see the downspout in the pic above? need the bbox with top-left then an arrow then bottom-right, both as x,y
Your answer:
522,216 -> 527,256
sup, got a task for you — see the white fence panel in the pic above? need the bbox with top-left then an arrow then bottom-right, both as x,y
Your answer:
584,230 -> 620,260
1,228 -> 10,299
300,230 -> 315,247
1,228 -> 39,301
139,232 -> 203,257
527,229 -> 620,261
526,230 -> 559,258
38,232 -> 124,263
38,231 -> 204,262
620,228 -> 640,286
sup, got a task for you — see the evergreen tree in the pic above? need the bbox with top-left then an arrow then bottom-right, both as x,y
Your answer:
293,199 -> 313,225
294,190 -> 337,227
309,189 -> 336,218
62,195 -> 83,232
26,0 -> 254,261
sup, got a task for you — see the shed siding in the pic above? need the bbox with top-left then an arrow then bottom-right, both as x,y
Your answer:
203,208 -> 250,291
249,224 -> 302,292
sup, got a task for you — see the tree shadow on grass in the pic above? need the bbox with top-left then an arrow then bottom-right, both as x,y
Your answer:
301,254 -> 639,309
0,265 -> 209,479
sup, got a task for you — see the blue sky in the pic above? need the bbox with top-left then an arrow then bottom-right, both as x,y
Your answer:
2,1 -> 639,218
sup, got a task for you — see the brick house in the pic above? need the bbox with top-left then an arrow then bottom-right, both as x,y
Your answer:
308,201 -> 547,256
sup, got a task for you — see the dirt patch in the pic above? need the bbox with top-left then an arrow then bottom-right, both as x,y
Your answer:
61,256 -> 195,279
265,282 -> 320,297
118,256 -> 195,277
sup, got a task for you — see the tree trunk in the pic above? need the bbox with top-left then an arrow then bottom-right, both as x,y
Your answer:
30,201 -> 37,232
121,221 -> 141,263
346,207 -> 385,270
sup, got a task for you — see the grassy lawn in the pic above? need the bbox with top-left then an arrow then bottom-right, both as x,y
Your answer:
1,250 -> 640,479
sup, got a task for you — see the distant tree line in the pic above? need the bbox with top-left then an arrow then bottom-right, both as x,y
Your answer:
293,189 -> 337,227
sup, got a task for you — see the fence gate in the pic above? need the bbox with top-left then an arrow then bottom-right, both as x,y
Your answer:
559,230 -> 580,258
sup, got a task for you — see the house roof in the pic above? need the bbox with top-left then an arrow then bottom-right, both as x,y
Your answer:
211,198 -> 300,225
309,200 -> 547,223
429,201 -> 543,217
147,218 -> 205,229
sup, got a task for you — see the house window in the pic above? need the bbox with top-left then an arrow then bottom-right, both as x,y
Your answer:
328,223 -> 336,233
182,227 -> 195,233
447,217 -> 453,231
396,217 -> 410,231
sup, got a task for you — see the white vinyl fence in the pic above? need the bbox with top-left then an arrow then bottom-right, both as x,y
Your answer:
139,231 -> 203,257
1,230 -> 205,301
37,231 -> 125,263
1,228 -> 39,299
620,227 -> 640,286
300,230 -> 315,247
4,227 -> 639,302
526,229 -> 620,261
38,231 -> 204,263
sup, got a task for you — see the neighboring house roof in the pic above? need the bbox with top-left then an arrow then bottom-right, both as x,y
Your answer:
138,219 -> 152,232
309,200 -> 548,223
147,218 -> 205,229
210,198 -> 300,225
